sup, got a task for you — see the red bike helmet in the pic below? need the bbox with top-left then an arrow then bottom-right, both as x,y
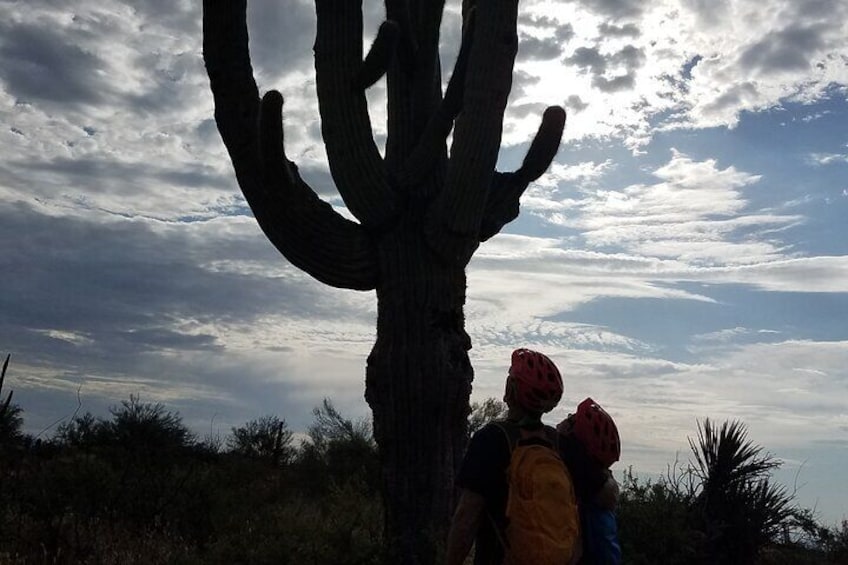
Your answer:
507,348 -> 563,414
573,397 -> 621,467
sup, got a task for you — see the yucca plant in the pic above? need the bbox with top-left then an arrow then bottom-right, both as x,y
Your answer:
1,354 -> 12,416
689,419 -> 795,564
1,354 -> 23,445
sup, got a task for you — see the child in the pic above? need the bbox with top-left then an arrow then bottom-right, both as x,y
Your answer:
557,398 -> 622,565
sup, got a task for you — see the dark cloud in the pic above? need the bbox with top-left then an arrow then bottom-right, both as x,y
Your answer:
565,95 -> 589,113
518,14 -> 559,28
613,45 -> 646,68
510,102 -> 550,119
556,25 -> 576,44
10,156 -> 231,195
246,0 -> 319,82
0,192 -> 375,435
0,201 -> 347,363
566,46 -> 607,75
597,22 -> 640,38
518,34 -> 565,62
680,0 -> 728,27
128,52 -> 208,116
0,23 -> 108,106
518,15 -> 575,42
565,44 -> 645,93
702,82 -> 759,114
298,164 -> 344,200
739,24 -> 828,75
131,0 -> 199,36
566,0 -> 644,20
592,74 -> 635,93
789,0 -> 844,19
508,69 -> 542,100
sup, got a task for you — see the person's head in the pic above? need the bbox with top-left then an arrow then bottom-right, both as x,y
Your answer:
562,397 -> 621,468
503,348 -> 563,419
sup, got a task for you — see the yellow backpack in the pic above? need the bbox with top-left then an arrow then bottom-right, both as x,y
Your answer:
494,422 -> 580,565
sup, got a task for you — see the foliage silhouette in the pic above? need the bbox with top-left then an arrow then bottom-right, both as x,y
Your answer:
467,397 -> 507,439
689,419 -> 796,564
0,354 -> 22,447
228,415 -> 295,466
105,394 -> 194,450
2,393 -> 845,564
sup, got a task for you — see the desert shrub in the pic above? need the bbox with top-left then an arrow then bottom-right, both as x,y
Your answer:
0,354 -> 23,448
617,466 -> 699,564
228,415 -> 295,466
467,397 -> 507,439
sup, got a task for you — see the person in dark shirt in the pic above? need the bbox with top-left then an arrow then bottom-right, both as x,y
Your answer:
446,348 -> 579,565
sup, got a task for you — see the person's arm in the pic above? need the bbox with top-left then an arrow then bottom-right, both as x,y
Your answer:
563,479 -> 582,565
445,488 -> 486,565
595,470 -> 620,511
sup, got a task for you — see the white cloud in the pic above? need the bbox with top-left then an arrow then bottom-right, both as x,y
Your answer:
530,150 -> 802,266
809,150 -> 848,166
500,0 -> 848,146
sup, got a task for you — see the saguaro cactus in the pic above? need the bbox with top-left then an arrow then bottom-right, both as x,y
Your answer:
203,1 -> 565,560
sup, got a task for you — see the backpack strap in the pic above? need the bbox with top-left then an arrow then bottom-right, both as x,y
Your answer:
487,420 -> 520,555
491,420 -> 520,453
494,419 -> 559,451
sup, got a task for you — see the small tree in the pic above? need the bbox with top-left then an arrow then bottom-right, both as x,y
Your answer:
302,399 -> 379,492
617,467 -> 698,565
228,415 -> 295,466
55,412 -> 103,448
467,397 -> 507,438
105,395 -> 193,451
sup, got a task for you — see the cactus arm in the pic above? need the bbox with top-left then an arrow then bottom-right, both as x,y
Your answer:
395,8 -> 476,189
480,106 -> 566,241
358,21 -> 401,90
203,0 -> 378,291
314,0 -> 398,230
425,0 -> 519,266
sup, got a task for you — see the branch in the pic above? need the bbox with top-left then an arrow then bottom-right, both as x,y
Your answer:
259,92 -> 378,290
358,20 -> 400,90
395,8 -> 476,189
480,106 -> 566,241
314,0 -> 397,229
385,0 -> 419,70
203,1 -> 377,290
425,0 -> 519,266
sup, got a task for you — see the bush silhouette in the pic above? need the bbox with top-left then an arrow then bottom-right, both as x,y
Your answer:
0,354 -> 23,448
228,415 -> 295,466
3,390 -> 846,563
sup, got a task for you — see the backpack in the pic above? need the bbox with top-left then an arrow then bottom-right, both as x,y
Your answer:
492,421 -> 580,565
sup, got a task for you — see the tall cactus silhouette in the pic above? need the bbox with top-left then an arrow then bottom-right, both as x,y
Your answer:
203,1 -> 565,560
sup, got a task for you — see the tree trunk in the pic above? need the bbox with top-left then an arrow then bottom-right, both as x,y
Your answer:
366,222 -> 472,562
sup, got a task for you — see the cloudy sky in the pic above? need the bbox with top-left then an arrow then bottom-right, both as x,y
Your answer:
1,0 -> 846,524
